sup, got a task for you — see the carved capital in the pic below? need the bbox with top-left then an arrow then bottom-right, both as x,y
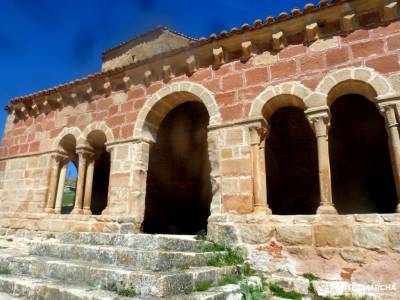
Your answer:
51,152 -> 69,164
249,125 -> 269,147
305,107 -> 331,138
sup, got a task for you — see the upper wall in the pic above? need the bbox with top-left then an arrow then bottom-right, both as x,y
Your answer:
2,12 -> 400,158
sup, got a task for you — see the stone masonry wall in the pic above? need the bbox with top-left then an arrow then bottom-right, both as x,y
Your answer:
2,18 -> 400,215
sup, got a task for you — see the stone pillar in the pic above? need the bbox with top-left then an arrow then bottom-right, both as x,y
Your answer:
249,123 -> 272,214
45,153 -> 66,213
306,107 -> 337,215
380,103 -> 400,213
83,156 -> 96,215
54,161 -> 68,214
71,150 -> 90,214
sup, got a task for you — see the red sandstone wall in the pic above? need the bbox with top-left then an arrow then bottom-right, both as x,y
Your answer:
1,18 -> 400,157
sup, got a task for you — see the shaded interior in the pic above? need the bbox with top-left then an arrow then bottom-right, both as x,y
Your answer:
330,94 -> 397,213
143,101 -> 212,234
266,106 -> 320,214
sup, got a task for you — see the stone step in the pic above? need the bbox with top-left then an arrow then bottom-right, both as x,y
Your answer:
29,241 -> 220,271
0,291 -> 25,300
0,254 -> 236,297
59,232 -> 210,252
0,274 -> 119,300
178,284 -> 243,300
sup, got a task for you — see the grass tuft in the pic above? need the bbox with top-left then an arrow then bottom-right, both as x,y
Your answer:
196,281 -> 212,292
195,230 -> 207,241
268,282 -> 303,300
0,266 -> 11,275
240,282 -> 266,300
303,272 -> 319,281
218,274 -> 241,286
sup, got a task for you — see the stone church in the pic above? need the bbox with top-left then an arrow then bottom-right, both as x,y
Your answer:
0,0 -> 400,298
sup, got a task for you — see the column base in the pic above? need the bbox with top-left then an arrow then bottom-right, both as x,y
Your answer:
253,205 -> 272,215
53,208 -> 61,214
396,204 -> 400,213
317,204 -> 338,215
71,208 -> 83,215
83,208 -> 92,215
44,208 -> 55,213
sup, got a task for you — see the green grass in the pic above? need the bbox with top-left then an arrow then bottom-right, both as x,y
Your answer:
105,283 -> 137,297
207,247 -> 244,267
196,242 -> 227,253
196,281 -> 213,292
238,264 -> 256,277
218,274 -> 241,286
303,272 -> 319,281
0,266 -> 11,274
195,230 -> 207,241
268,283 -> 304,300
177,264 -> 190,270
117,287 -> 137,297
62,191 -> 75,207
240,283 -> 266,300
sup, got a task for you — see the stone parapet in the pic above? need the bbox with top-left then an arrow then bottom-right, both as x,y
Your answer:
0,212 -> 140,237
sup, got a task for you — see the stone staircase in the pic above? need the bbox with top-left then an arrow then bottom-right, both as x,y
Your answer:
0,233 -> 243,299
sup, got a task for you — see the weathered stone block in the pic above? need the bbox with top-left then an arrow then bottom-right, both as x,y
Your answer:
238,224 -> 274,244
207,223 -> 238,246
352,225 -> 386,249
340,248 -> 365,263
276,225 -> 312,245
387,224 -> 400,250
314,224 -> 352,247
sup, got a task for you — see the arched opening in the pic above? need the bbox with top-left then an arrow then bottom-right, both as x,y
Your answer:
87,130 -> 110,215
266,106 -> 320,214
57,134 -> 78,214
330,94 -> 397,213
143,101 -> 212,234
61,161 -> 78,214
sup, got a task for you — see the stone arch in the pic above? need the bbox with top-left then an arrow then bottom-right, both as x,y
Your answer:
81,122 -> 114,146
133,81 -> 222,142
52,127 -> 82,151
249,82 -> 312,120
313,67 -> 396,107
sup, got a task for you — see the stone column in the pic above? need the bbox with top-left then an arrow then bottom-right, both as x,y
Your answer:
54,161 -> 68,213
71,150 -> 90,214
249,124 -> 272,214
83,156 -> 96,215
306,107 -> 337,215
380,104 -> 400,213
45,153 -> 66,213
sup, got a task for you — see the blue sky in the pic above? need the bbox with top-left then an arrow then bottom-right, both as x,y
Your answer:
0,0 -> 310,140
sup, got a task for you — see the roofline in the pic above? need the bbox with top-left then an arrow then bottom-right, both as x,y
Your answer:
6,0 -> 378,111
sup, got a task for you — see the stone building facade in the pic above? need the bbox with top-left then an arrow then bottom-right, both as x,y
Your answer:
1,0 -> 400,290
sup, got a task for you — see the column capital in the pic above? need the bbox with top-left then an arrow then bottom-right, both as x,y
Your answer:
305,106 -> 331,137
249,125 -> 269,146
51,151 -> 69,164
76,147 -> 96,160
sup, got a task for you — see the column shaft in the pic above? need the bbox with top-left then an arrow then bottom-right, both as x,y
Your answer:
307,110 -> 337,214
83,158 -> 96,215
54,162 -> 68,213
249,126 -> 272,214
45,155 -> 62,213
384,105 -> 400,212
71,151 -> 88,214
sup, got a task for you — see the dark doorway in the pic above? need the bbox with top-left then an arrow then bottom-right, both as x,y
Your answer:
143,101 -> 212,234
266,106 -> 320,214
91,150 -> 111,215
330,94 -> 397,213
